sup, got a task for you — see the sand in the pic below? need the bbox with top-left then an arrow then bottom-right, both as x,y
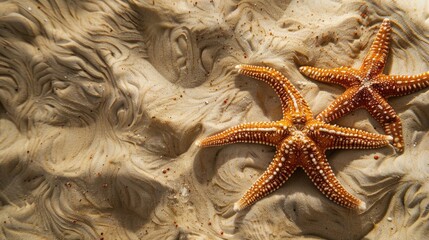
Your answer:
0,0 -> 428,239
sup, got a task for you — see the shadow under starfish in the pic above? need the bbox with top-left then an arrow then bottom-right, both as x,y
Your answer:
300,18 -> 429,153
197,64 -> 392,212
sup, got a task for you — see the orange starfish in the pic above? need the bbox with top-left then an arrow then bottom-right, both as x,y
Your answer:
197,64 -> 392,211
300,18 -> 429,152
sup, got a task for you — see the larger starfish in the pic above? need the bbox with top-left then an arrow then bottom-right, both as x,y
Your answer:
300,18 -> 429,152
197,64 -> 392,211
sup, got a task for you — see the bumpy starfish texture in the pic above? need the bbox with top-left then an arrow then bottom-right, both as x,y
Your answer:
197,64 -> 392,211
300,18 -> 429,152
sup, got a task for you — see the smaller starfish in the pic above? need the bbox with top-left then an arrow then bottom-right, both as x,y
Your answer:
197,64 -> 392,211
300,18 -> 429,152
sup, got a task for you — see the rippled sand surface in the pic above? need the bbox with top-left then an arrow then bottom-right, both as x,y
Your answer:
0,1 -> 428,239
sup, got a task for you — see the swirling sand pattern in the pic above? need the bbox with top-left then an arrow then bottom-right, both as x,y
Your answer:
0,0 -> 428,239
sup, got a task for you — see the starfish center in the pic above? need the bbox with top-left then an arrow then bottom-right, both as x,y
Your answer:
358,76 -> 374,91
290,130 -> 306,139
363,80 -> 372,88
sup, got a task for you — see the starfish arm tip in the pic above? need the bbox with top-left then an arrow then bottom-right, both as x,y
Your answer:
235,64 -> 242,69
386,135 -> 394,142
233,202 -> 243,212
358,201 -> 367,211
195,140 -> 202,147
380,18 -> 391,27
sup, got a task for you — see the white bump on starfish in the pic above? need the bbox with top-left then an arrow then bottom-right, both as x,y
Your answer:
358,201 -> 367,211
233,201 -> 241,212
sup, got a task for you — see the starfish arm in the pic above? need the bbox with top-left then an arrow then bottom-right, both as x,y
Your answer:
316,87 -> 361,122
302,145 -> 366,210
197,121 -> 290,147
373,73 -> 429,97
361,19 -> 391,75
309,122 -> 392,150
236,64 -> 312,118
299,66 -> 361,88
233,143 -> 297,211
364,90 -> 404,152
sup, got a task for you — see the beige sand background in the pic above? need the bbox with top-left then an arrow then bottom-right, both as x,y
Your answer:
0,0 -> 428,239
